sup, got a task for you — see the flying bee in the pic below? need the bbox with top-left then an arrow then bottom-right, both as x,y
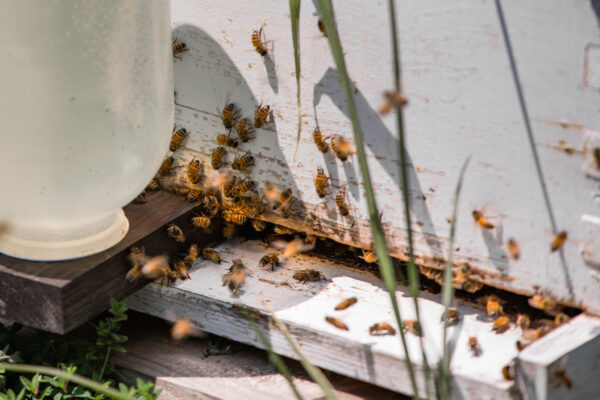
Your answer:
315,167 -> 329,198
232,152 -> 255,170
472,209 -> 494,229
235,117 -> 254,142
313,125 -> 329,153
134,190 -> 148,204
254,103 -> 271,128
203,247 -> 221,264
259,253 -> 280,271
528,294 -> 558,314
359,249 -> 378,264
174,259 -> 190,280
222,103 -> 237,129
325,316 -> 349,331
186,189 -> 204,203
379,90 -> 408,115
223,222 -> 236,239
594,147 -> 600,169
264,182 -> 280,203
293,269 -> 325,282
335,186 -> 350,217
212,146 -> 227,169
507,238 -> 520,260
369,322 -> 396,336
273,188 -> 293,210
222,267 -> 246,294
317,17 -> 326,36
441,308 -> 460,326
516,314 -> 531,330
492,316 -> 510,333
128,246 -> 147,268
252,218 -> 267,232
125,266 -> 142,282
223,210 -> 247,225
251,27 -> 268,56
191,215 -> 211,231
217,132 -> 239,148
171,318 -> 192,341
550,231 -> 567,252
486,295 -> 504,318
146,178 -> 160,191
158,156 -> 175,176
554,312 -> 570,326
172,39 -> 188,59
140,255 -> 170,279
273,225 -> 295,235
170,127 -> 188,151
334,297 -> 357,311
188,158 -> 203,184
167,223 -> 186,243
468,337 -> 482,357
402,320 -> 423,337
331,135 -> 355,161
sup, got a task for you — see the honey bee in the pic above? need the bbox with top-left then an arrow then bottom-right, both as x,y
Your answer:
125,266 -> 142,282
222,103 -> 236,129
335,186 -> 350,217
235,117 -> 253,142
369,322 -> 396,336
462,279 -> 484,293
222,267 -> 246,294
140,255 -> 170,279
315,167 -> 329,198
222,175 -> 238,198
515,340 -> 529,351
594,147 -> 600,169
305,234 -> 317,247
402,320 -> 423,337
235,177 -> 256,194
273,225 -> 295,235
379,90 -> 408,115
212,146 -> 227,169
334,297 -> 357,311
201,195 -> 220,218
169,185 -> 191,197
174,259 -> 190,280
551,364 -> 572,389
170,127 -> 188,151
554,312 -> 570,326
279,201 -> 293,219
507,238 -> 520,260
486,295 -> 504,318
528,294 -> 557,314
492,316 -> 510,333
325,316 -> 349,331
293,269 -> 325,282
158,156 -> 175,176
217,132 -> 239,148
188,158 -> 203,184
223,222 -> 236,239
134,190 -> 148,204
502,363 -> 515,381
187,188 -> 205,203
441,308 -> 460,326
191,215 -> 211,231
252,219 -> 267,232
223,210 -> 247,225
273,188 -> 293,210
331,135 -> 354,161
472,209 -> 494,229
171,318 -> 193,341
184,244 -> 199,267
172,39 -> 188,59
516,314 -> 531,330
203,247 -> 221,264
167,223 -> 186,243
254,103 -> 271,128
232,152 -> 255,170
359,249 -> 378,264
128,246 -> 147,268
259,253 -> 280,271
313,125 -> 329,153
146,178 -> 160,191
317,17 -> 326,36
251,27 -> 268,56
550,231 -> 567,252
468,336 -> 482,357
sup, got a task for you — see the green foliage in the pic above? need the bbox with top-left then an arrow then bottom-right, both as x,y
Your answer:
0,300 -> 158,400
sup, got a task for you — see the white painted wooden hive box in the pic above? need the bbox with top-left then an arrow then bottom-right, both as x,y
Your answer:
128,1 -> 600,399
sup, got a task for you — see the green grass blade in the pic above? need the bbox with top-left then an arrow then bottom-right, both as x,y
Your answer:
385,1 -> 431,396
269,312 -> 338,400
315,1 -> 420,398
438,157 -> 471,400
0,363 -> 137,400
239,306 -> 304,400
290,0 -> 302,161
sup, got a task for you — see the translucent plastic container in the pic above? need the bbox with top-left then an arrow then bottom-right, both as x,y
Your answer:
0,1 -> 173,260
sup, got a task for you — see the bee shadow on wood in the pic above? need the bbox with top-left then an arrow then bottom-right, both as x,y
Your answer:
480,222 -> 510,276
313,67 -> 443,257
262,53 -> 279,95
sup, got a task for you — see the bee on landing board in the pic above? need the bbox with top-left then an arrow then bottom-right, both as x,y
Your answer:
172,39 -> 188,60
528,294 -> 558,314
334,297 -> 357,311
254,103 -> 271,128
502,363 -> 515,381
167,223 -> 185,243
550,231 -> 567,252
158,156 -> 175,176
188,158 -> 203,184
211,147 -> 227,169
202,247 -> 221,264
313,125 -> 329,153
507,238 -> 520,260
146,178 -> 160,191
325,316 -> 349,331
191,214 -> 211,232
441,308 -> 460,326
369,322 -> 396,336
232,152 -> 255,171
222,210 -> 247,226
516,314 -> 531,330
272,188 -> 293,210
293,269 -> 325,282
222,103 -> 237,129
170,127 -> 188,151
315,167 -> 329,198
259,253 -> 280,271
217,132 -> 239,148
468,336 -> 482,357
492,316 -> 510,333
251,218 -> 267,232
486,295 -> 504,318
174,259 -> 190,280
251,27 -> 270,56
402,320 -> 423,337
335,185 -> 350,217
235,117 -> 254,142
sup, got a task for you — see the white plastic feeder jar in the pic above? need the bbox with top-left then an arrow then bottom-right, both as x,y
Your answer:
0,1 -> 173,261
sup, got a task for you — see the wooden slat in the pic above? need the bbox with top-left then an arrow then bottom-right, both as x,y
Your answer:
126,238 -> 524,399
0,191 -> 199,333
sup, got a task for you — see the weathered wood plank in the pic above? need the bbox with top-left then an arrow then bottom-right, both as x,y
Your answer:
0,191 -> 199,333
126,238 -> 523,399
166,0 -> 600,314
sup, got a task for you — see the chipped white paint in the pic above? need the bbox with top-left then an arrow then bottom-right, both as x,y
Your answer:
127,238 -> 523,399
165,0 -> 600,314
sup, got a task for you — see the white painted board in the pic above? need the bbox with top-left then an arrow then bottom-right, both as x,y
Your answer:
166,0 -> 600,314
